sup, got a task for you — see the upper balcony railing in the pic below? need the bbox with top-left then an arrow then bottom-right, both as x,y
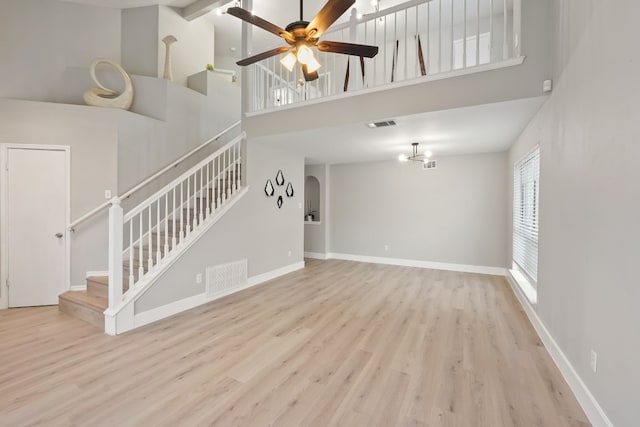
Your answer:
247,0 -> 521,113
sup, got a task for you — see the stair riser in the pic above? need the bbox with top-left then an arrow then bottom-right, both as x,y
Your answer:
87,280 -> 108,299
59,297 -> 104,330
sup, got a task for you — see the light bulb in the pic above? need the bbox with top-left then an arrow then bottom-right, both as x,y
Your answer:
398,154 -> 408,162
280,52 -> 296,72
297,45 -> 314,65
424,150 -> 432,158
305,56 -> 321,73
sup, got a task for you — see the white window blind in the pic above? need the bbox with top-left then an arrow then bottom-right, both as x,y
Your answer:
513,147 -> 540,285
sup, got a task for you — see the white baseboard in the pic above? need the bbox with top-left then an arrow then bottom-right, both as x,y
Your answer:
304,252 -> 329,260
69,284 -> 87,291
134,293 -> 208,329
85,271 -> 108,278
327,252 -> 506,276
248,261 -> 305,286
506,272 -> 613,427
134,261 -> 306,329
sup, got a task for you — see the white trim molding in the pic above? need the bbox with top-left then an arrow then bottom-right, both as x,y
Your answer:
304,252 -> 329,260
328,253 -> 506,276
85,271 -> 109,278
506,272 -> 614,427
133,261 -> 305,329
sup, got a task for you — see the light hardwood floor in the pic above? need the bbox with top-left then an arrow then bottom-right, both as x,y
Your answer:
0,259 -> 589,426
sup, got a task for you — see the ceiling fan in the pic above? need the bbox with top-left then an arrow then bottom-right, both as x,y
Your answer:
227,0 -> 379,82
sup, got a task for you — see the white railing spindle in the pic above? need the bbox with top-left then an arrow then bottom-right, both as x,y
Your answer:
138,213 -> 143,280
104,133 -> 250,316
128,220 -> 134,287
108,198 -> 123,308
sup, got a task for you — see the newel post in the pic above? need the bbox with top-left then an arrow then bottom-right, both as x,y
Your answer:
108,197 -> 123,310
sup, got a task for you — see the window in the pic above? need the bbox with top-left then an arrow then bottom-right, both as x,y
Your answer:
513,147 -> 540,287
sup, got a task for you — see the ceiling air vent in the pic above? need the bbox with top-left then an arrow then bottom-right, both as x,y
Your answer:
367,119 -> 398,128
422,160 -> 437,170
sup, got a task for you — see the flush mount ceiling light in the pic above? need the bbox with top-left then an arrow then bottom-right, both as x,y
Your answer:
227,0 -> 378,82
398,142 -> 433,163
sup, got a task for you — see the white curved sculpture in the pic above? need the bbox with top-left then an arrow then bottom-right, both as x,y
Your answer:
162,35 -> 178,81
83,59 -> 134,110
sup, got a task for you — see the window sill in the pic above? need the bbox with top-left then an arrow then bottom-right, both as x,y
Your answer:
509,269 -> 537,305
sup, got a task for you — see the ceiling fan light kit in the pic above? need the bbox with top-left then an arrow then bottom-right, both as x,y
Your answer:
227,0 -> 379,82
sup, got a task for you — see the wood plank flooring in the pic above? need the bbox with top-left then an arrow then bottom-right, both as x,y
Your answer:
0,259 -> 589,426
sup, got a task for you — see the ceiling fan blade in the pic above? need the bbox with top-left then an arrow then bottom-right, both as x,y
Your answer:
317,41 -> 379,58
306,0 -> 355,39
302,64 -> 319,82
227,7 -> 293,41
236,47 -> 290,66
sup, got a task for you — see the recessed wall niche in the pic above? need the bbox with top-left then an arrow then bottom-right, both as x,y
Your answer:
304,175 -> 321,222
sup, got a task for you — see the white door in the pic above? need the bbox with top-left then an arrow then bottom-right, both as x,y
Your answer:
7,148 -> 67,307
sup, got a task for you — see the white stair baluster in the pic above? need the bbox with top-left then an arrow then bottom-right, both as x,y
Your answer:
129,220 -> 134,288
463,0 -> 467,69
217,154 -> 221,207
138,213 -> 144,280
148,207 -> 153,271
207,162 -> 211,216
503,0 -> 508,59
237,142 -> 240,188
450,0 -> 454,71
222,150 -> 227,202
172,187 -> 177,250
156,199 -> 162,262
164,194 -> 169,256
232,144 -> 236,192
476,0 -> 480,66
186,175 -> 191,237
180,182 -> 184,242
199,168 -> 204,224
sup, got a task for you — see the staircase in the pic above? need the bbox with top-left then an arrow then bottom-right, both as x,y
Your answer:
59,133 -> 246,332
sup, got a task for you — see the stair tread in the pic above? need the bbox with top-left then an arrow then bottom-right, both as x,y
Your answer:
59,291 -> 108,311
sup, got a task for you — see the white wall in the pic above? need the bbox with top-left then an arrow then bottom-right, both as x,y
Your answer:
158,7 -> 215,87
0,99 -> 119,289
121,6 -> 159,78
135,140 -> 304,312
507,1 -> 640,425
330,152 -> 508,268
304,164 -> 327,254
122,5 -> 215,86
0,0 -> 121,104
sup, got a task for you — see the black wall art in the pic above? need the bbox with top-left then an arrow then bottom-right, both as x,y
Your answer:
265,170 -> 295,209
264,179 -> 275,196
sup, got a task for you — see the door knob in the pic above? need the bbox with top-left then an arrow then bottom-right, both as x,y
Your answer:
55,232 -> 63,238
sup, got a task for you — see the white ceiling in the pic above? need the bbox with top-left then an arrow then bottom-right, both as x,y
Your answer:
255,96 -> 547,165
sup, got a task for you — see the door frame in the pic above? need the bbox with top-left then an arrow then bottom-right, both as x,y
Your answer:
0,144 -> 71,309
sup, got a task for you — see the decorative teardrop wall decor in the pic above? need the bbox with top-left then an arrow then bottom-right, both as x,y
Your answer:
265,170 -> 294,209
264,179 -> 275,196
